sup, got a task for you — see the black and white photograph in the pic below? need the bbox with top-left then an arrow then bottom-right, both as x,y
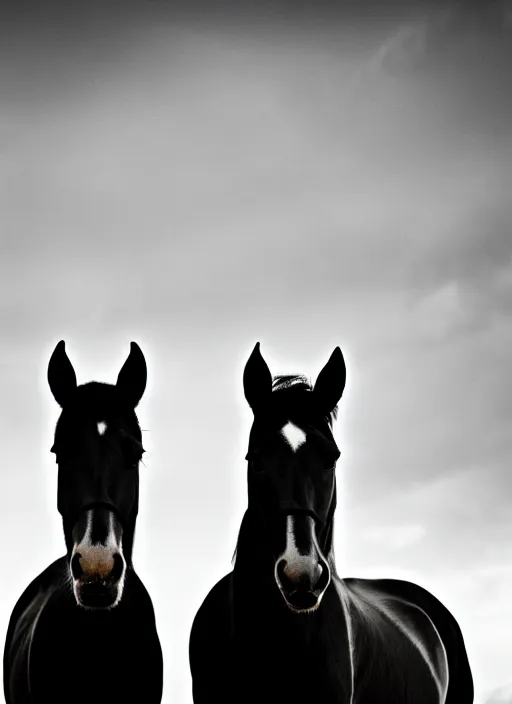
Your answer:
1,1 -> 511,702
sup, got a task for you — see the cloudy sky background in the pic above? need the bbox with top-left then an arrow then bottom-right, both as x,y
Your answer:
1,1 -> 511,702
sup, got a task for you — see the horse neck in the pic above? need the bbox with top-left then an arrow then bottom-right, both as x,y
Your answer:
232,508 -> 273,575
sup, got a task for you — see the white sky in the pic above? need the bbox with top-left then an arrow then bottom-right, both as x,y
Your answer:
1,2 -> 512,702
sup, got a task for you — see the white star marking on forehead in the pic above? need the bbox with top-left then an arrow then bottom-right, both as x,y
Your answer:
97,422 -> 107,436
281,421 -> 307,452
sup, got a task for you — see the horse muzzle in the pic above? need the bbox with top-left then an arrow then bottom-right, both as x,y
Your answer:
274,514 -> 331,613
71,548 -> 126,609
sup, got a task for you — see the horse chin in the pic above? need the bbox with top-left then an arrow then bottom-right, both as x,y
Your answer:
279,588 -> 325,614
73,580 -> 123,611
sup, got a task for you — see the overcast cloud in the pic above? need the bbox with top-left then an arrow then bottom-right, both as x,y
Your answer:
1,2 -> 511,702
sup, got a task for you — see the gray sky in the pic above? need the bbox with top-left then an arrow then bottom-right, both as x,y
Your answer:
1,2 -> 512,702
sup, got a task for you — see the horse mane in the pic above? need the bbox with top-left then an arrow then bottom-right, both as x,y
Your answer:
272,374 -> 311,392
271,374 -> 339,423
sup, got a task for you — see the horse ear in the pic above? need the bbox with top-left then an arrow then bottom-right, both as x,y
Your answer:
243,342 -> 272,412
48,340 -> 78,408
116,342 -> 147,408
313,347 -> 346,414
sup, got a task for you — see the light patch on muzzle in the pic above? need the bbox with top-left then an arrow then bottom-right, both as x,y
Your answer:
274,515 -> 331,613
70,509 -> 126,609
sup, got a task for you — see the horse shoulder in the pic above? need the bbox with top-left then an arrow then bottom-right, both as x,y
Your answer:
4,558 -> 67,703
346,577 -> 472,704
366,578 -> 474,703
4,556 -> 67,652
190,572 -> 233,646
189,572 -> 233,702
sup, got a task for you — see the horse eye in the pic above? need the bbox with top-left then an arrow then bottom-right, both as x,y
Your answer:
245,452 -> 262,472
250,459 -> 264,473
50,445 -> 67,461
323,457 -> 338,471
129,448 -> 145,468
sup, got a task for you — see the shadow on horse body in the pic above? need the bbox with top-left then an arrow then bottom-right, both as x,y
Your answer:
189,343 -> 474,704
4,341 -> 163,704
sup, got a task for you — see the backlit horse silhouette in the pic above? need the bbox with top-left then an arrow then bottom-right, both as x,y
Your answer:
4,341 -> 163,704
189,343 -> 473,703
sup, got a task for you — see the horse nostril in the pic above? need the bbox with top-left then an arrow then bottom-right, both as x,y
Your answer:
312,562 -> 323,590
111,553 -> 124,582
276,559 -> 294,590
276,557 -> 328,595
314,561 -> 331,595
71,553 -> 83,580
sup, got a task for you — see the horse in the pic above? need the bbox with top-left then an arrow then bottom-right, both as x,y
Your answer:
189,342 -> 474,704
4,341 -> 163,704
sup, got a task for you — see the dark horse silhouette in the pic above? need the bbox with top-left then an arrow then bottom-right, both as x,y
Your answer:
4,341 -> 163,704
189,343 -> 474,704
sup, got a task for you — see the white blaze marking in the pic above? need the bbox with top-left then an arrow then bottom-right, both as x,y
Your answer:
97,421 -> 107,436
283,514 -> 315,565
75,509 -> 120,551
81,509 -> 93,547
281,421 -> 306,452
275,515 -> 331,611
106,510 -> 119,549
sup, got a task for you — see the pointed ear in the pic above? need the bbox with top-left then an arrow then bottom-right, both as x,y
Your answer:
243,342 -> 272,412
47,340 -> 78,407
116,342 -> 147,408
313,347 -> 346,414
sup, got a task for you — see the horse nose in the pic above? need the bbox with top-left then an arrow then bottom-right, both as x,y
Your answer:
71,547 -> 124,584
276,558 -> 324,593
71,548 -> 125,609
